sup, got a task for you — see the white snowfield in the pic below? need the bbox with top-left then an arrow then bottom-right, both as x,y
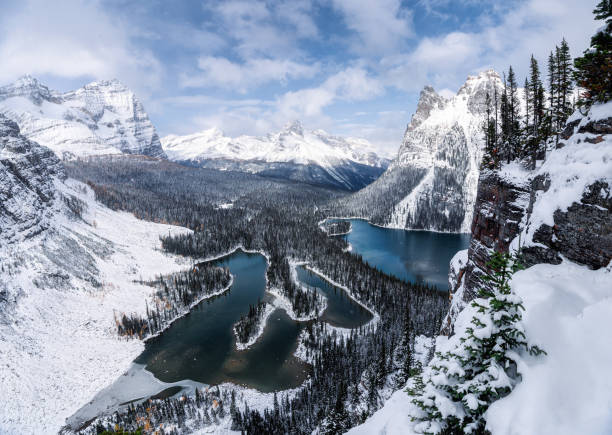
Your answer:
350,102 -> 612,434
161,120 -> 389,169
0,178 -> 191,434
0,75 -> 166,159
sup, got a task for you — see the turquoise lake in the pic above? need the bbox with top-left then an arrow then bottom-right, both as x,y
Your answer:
336,219 -> 470,290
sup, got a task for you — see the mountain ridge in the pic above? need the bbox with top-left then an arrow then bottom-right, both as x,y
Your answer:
0,75 -> 166,160
161,120 -> 390,191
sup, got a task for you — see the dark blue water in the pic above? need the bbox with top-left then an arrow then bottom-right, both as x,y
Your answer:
136,250 -> 373,392
337,219 -> 470,290
296,266 -> 372,328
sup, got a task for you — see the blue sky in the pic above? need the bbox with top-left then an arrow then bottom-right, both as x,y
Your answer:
0,0 -> 599,155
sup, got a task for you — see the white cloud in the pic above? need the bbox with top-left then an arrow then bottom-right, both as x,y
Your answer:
331,0 -> 414,54
380,0 -> 599,93
336,110 -> 408,157
274,1 -> 319,38
0,0 -> 162,91
207,0 -> 317,59
180,57 -> 320,92
276,67 -> 384,120
173,67 -> 384,143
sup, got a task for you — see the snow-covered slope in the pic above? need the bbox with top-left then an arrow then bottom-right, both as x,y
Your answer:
339,70 -> 504,232
350,262 -> 612,435
349,101 -> 612,435
0,116 -> 188,433
161,121 -> 389,191
0,75 -> 166,159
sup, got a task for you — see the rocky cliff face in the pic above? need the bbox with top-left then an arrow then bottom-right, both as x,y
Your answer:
443,102 -> 612,334
0,75 -> 166,160
0,114 -> 64,244
338,70 -> 504,231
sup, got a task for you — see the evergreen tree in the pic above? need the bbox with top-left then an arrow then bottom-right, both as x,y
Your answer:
408,252 -> 546,434
523,55 -> 546,168
481,92 -> 498,169
507,67 -> 521,162
558,39 -> 574,122
498,67 -> 521,163
574,0 -> 612,105
547,50 -> 557,118
395,311 -> 414,388
523,77 -> 531,133
321,382 -> 350,434
529,55 -> 543,131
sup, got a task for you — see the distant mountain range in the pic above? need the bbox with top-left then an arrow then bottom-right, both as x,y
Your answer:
0,76 -> 389,191
0,75 -> 166,160
161,121 -> 390,191
337,70 -> 504,232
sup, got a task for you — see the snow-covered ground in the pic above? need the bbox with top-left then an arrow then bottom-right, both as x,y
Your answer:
233,302 -> 276,351
0,179 -> 191,434
349,261 -> 612,435
486,261 -> 612,435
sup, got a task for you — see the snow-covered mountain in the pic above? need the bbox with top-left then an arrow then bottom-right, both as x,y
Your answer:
161,121 -> 390,191
0,75 -> 166,160
337,70 -> 504,232
0,113 -> 188,433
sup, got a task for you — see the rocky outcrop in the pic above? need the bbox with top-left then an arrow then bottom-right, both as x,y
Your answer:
0,114 -> 64,243
0,75 -> 166,159
338,70 -> 504,231
443,105 -> 612,334
405,86 -> 447,132
526,180 -> 611,269
459,170 -> 531,302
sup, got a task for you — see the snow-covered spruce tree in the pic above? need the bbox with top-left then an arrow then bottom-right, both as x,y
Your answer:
408,252 -> 545,434
574,0 -> 612,106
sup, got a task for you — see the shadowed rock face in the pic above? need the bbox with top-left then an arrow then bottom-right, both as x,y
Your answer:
459,170 -> 531,303
0,114 -> 64,243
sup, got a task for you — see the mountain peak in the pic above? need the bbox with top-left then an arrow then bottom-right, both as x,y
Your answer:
0,75 -> 61,105
15,74 -> 41,87
457,69 -> 504,114
0,76 -> 166,159
406,85 -> 447,132
282,120 -> 304,136
82,78 -> 130,93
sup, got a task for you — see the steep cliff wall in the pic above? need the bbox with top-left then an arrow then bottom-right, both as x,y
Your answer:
443,103 -> 612,334
0,114 -> 64,244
